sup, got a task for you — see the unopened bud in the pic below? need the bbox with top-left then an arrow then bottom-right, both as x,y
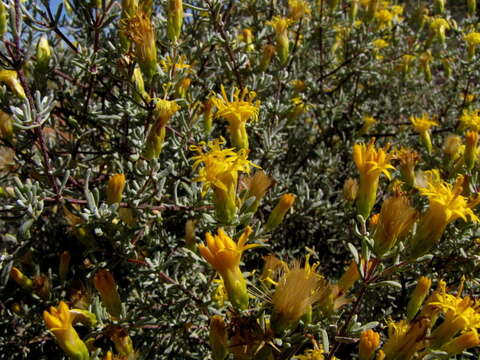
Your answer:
343,178 -> 358,203
434,0 -> 445,14
209,315 -> 229,360
0,111 -> 13,141
33,275 -> 50,299
167,0 -> 183,42
105,325 -> 135,357
406,276 -> 432,320
265,193 -> 296,230
259,44 -> 276,72
464,131 -> 478,170
184,219 -> 197,250
10,267 -> 33,289
0,0 -> 7,38
106,173 -> 126,205
0,70 -> 26,99
59,251 -> 71,282
202,98 -> 214,134
359,329 -> 380,360
93,269 -> 122,318
468,0 -> 477,16
36,35 -> 52,73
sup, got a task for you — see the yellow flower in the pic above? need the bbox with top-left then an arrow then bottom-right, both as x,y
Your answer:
465,130 -> 479,170
166,0 -> 183,42
373,191 -> 417,256
395,147 -> 420,187
43,301 -> 90,360
406,276 -> 432,321
464,32 -> 480,59
372,39 -> 389,49
343,177 -> 359,203
459,109 -> 480,132
0,70 -> 26,99
160,55 -> 191,74
374,9 -> 393,29
358,115 -> 377,135
410,114 -> 438,153
381,318 -> 430,360
359,329 -> 380,360
271,259 -> 323,334
209,315 -> 229,360
267,16 -> 293,65
144,99 -> 180,160
429,17 -> 450,45
353,139 -> 395,219
288,0 -> 311,21
106,173 -> 126,205
258,44 -> 276,72
238,28 -> 254,52
210,85 -> 260,149
443,134 -> 463,161
190,138 -> 258,223
441,329 -> 480,356
199,227 -> 258,309
426,287 -> 480,348
242,170 -> 273,212
265,193 -> 296,230
122,10 -> 157,79
409,171 -> 480,258
93,269 -> 122,318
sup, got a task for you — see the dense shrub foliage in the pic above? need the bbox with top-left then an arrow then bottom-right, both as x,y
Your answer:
1,0 -> 480,359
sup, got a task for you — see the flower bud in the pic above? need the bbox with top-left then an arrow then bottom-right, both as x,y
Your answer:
443,134 -> 462,161
243,170 -> 274,213
0,0 -> 7,38
0,111 -> 14,141
267,17 -> 292,66
349,0 -> 359,22
468,0 -> 477,16
167,0 -> 183,42
209,315 -> 229,360
338,260 -> 360,291
184,218 -> 197,250
406,276 -> 432,320
10,267 -> 33,289
36,35 -> 52,73
258,44 -> 276,72
434,0 -> 445,14
343,178 -> 359,203
359,329 -> 380,360
132,66 -> 150,102
105,325 -> 135,358
464,130 -> 478,170
202,98 -> 214,134
106,173 -> 126,205
441,330 -> 480,355
175,77 -> 191,99
59,251 -> 71,282
0,70 -> 26,99
93,269 -> 122,318
265,193 -> 296,231
33,275 -> 51,299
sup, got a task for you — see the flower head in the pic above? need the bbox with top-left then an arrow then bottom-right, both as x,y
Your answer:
106,173 -> 126,205
410,114 -> 438,133
191,138 -> 257,196
271,259 -> 323,333
353,140 -> 395,181
460,109 -> 480,131
353,139 -> 395,218
359,329 -> 380,360
43,301 -> 90,360
418,171 -> 479,224
122,10 -> 157,78
199,227 -> 258,309
288,0 -> 311,21
210,86 -> 260,149
464,32 -> 480,47
199,227 -> 257,273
